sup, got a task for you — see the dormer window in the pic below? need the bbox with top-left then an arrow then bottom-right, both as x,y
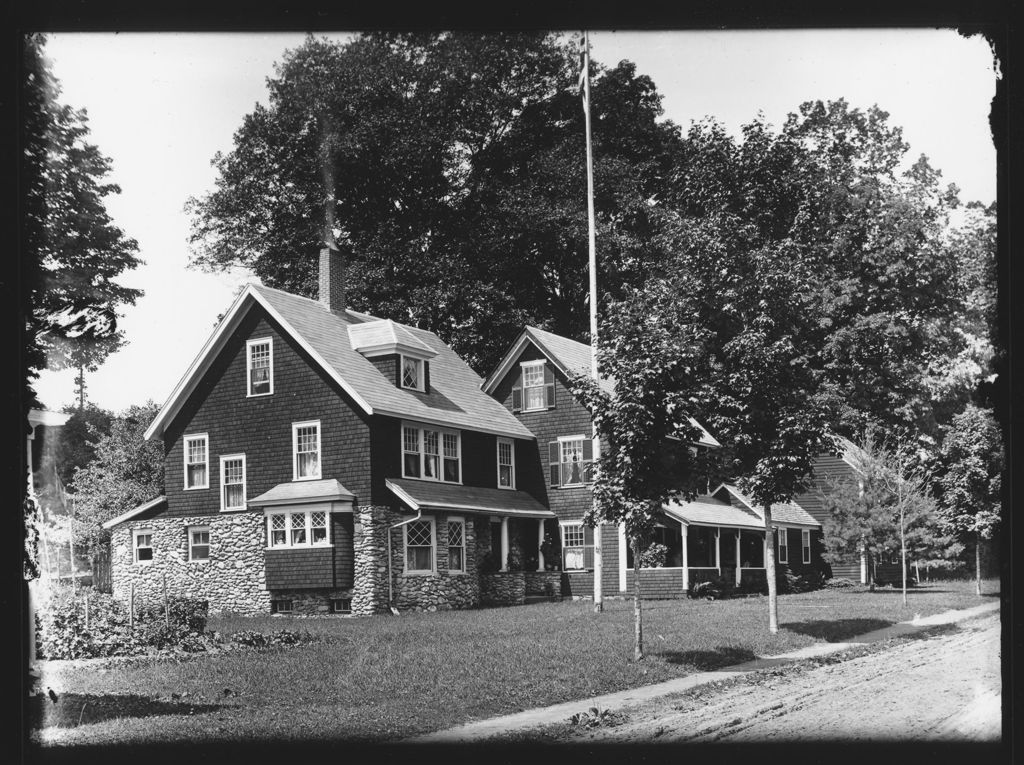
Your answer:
401,355 -> 425,392
247,338 -> 273,396
513,360 -> 554,412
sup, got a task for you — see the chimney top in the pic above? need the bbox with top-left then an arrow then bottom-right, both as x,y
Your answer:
318,246 -> 346,314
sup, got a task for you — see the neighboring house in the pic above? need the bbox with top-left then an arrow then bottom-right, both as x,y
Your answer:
481,327 -> 828,598
103,248 -> 556,615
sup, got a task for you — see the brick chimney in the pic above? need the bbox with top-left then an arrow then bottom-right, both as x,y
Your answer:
318,245 -> 346,314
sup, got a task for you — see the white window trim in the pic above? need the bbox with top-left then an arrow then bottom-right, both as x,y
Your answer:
265,509 -> 333,550
447,515 -> 467,574
400,422 -> 462,484
520,360 -> 547,412
497,438 -> 516,490
560,521 -> 587,571
182,433 -> 209,490
246,337 -> 274,397
802,529 -> 812,564
220,453 -> 247,512
777,528 -> 788,564
400,354 -> 425,392
188,525 -> 211,563
404,516 -> 437,575
558,434 -> 587,488
292,420 -> 322,481
133,528 -> 154,566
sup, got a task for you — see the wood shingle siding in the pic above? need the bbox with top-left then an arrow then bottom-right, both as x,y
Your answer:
162,310 -> 373,520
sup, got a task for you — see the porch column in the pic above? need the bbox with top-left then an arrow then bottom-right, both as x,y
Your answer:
537,519 -> 545,572
500,517 -> 510,572
618,522 -> 627,592
734,531 -> 742,587
860,543 -> 868,584
681,522 -> 689,592
714,528 -> 721,573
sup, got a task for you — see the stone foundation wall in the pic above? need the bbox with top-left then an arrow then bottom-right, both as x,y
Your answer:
269,588 -> 353,615
390,512 -> 480,612
111,512 -> 269,614
524,571 -> 561,596
480,571 -> 526,606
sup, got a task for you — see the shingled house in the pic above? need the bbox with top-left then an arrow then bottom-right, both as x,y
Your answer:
481,326 -> 827,598
103,248 -> 558,615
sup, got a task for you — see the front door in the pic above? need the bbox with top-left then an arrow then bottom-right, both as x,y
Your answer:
720,528 -> 737,582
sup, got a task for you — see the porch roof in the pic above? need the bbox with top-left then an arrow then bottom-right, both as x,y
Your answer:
386,478 -> 555,519
663,494 -> 765,530
247,478 -> 356,508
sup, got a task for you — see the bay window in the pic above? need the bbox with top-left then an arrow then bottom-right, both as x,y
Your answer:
266,509 -> 332,549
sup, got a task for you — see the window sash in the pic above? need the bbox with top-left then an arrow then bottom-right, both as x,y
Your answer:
293,421 -> 321,480
560,438 -> 586,486
497,439 -> 514,488
401,424 -> 460,483
134,531 -> 154,563
560,523 -> 593,570
778,529 -> 788,564
221,455 -> 246,511
189,527 -> 210,561
247,338 -> 273,396
802,530 -> 811,564
267,511 -> 332,549
405,519 -> 435,573
401,356 -> 422,390
447,519 -> 465,572
183,435 -> 208,489
522,362 -> 546,410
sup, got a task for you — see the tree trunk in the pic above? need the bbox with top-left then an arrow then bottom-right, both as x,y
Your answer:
900,510 -> 907,607
976,531 -> 982,596
764,504 -> 778,634
632,537 -> 644,661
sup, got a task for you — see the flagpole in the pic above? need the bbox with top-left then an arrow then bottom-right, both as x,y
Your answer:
581,30 -> 603,613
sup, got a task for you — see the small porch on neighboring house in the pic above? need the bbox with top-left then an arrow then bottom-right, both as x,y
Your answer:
617,486 -> 823,598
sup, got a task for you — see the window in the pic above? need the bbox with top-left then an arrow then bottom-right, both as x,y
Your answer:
400,355 -> 424,391
777,528 -> 788,564
134,529 -> 154,564
522,361 -> 546,411
802,529 -> 812,564
189,526 -> 210,562
220,454 -> 246,511
497,438 -> 515,489
401,424 -> 461,483
247,338 -> 273,396
271,599 -> 293,614
405,518 -> 435,573
183,434 -> 208,490
293,421 -> 321,480
330,597 -> 352,614
560,522 -> 593,571
549,436 -> 593,487
447,518 -> 465,573
266,510 -> 333,549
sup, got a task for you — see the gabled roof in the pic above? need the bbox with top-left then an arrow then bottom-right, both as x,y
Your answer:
663,494 -> 764,530
386,478 -> 554,518
481,325 -> 719,448
248,478 -> 355,507
145,283 -> 534,442
713,483 -> 821,528
102,495 -> 167,529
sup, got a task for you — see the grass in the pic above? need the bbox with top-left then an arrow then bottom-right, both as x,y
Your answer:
31,578 -> 998,746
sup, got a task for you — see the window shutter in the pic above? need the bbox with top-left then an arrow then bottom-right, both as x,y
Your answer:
423,361 -> 430,393
582,438 -> 594,482
584,525 -> 595,569
394,356 -> 402,388
511,368 -> 523,412
544,364 -> 556,408
549,441 -> 560,487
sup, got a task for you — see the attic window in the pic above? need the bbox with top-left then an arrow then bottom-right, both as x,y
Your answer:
247,338 -> 273,396
513,360 -> 554,412
401,355 -> 424,392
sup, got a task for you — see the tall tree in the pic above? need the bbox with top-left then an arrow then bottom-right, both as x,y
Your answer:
570,283 -> 712,660
21,34 -> 143,401
70,403 -> 164,570
938,404 -> 1002,596
187,33 -> 682,373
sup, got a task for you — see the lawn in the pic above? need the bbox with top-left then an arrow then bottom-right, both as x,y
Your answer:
31,579 -> 999,746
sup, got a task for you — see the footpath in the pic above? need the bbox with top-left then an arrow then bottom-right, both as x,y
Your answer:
410,600 -> 1000,744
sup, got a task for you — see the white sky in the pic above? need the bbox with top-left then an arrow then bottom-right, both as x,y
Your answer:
33,30 -> 999,414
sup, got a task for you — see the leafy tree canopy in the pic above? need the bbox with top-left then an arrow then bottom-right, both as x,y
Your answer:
187,32 -> 682,373
938,404 -> 1002,540
22,34 -> 143,402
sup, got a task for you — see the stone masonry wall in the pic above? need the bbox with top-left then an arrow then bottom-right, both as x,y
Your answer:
480,572 -> 526,606
351,505 -> 392,616
111,512 -> 269,614
389,511 -> 480,612
270,588 -> 353,615
524,571 -> 561,596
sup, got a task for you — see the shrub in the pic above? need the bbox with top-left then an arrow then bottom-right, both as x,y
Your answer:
777,567 -> 825,594
226,629 -> 314,649
823,577 -> 857,589
637,543 -> 669,569
688,576 -> 735,600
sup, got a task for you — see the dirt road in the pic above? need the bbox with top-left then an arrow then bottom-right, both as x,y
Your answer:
563,612 -> 1001,743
